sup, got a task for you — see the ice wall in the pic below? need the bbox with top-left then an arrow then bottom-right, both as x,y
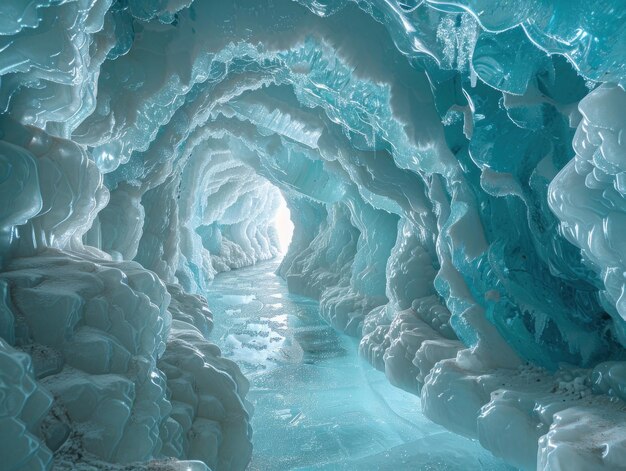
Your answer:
0,1 -> 625,470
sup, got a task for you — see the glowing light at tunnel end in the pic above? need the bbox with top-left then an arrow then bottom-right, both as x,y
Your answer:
274,194 -> 294,254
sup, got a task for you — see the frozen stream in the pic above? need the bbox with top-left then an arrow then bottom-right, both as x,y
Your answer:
205,260 -> 515,471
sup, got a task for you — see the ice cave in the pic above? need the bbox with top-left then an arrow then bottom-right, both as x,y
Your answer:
1,1 -> 625,470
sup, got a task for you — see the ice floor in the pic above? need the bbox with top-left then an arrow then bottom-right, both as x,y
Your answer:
205,260 -> 516,471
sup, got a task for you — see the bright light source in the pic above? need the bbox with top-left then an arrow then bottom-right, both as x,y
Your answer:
274,196 -> 294,253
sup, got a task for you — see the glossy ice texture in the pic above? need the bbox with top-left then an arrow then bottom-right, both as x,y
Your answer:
0,1 -> 625,470
206,259 -> 514,471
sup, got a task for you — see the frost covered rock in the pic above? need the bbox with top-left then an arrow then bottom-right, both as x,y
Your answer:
158,285 -> 252,470
0,250 -> 249,470
0,339 -> 53,471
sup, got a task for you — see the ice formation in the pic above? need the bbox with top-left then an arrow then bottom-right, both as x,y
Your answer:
0,1 -> 625,470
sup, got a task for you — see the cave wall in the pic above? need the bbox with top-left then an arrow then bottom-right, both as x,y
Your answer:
0,1 -> 625,470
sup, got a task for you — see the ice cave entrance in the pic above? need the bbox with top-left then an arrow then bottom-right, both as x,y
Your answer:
273,193 -> 294,254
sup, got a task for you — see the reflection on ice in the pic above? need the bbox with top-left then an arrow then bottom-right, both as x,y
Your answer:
205,260 -> 514,470
220,294 -> 258,304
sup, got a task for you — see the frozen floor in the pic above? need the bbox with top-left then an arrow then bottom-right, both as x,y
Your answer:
205,260 -> 516,471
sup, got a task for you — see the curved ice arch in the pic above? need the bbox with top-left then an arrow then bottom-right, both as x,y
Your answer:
59,0 -> 608,368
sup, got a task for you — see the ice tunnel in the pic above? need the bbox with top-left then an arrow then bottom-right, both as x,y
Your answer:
1,1 -> 626,470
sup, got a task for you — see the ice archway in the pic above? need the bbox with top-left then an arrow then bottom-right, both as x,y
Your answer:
1,1 -> 626,470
